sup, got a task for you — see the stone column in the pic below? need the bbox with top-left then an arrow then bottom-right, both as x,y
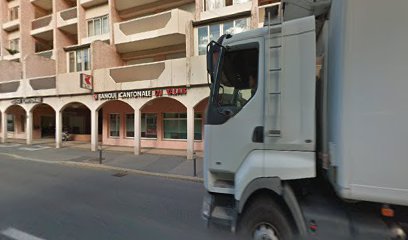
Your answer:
187,106 -> 195,160
134,108 -> 141,155
1,111 -> 7,144
55,110 -> 62,148
26,111 -> 33,145
91,109 -> 99,152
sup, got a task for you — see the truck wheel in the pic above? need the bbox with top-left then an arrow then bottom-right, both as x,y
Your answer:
238,196 -> 294,240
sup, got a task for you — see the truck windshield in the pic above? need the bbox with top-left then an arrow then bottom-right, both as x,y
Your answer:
214,48 -> 259,110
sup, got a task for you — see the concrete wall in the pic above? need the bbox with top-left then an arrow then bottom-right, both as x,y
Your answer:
91,40 -> 123,70
24,54 -> 56,79
0,60 -> 22,82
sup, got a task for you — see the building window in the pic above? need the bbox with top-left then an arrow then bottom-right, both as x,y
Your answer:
197,18 -> 250,55
204,0 -> 251,11
9,6 -> 19,21
9,38 -> 20,53
87,15 -> 109,37
109,114 -> 120,137
7,115 -> 14,132
141,114 -> 157,138
194,113 -> 203,140
163,113 -> 187,140
125,114 -> 134,138
68,48 -> 90,72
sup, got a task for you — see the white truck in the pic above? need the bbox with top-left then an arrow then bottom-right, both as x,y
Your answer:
202,0 -> 408,239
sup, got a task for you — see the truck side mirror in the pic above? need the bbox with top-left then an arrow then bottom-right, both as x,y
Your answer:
207,42 -> 214,75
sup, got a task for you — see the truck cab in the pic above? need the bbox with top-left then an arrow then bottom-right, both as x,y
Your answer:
202,1 -> 408,239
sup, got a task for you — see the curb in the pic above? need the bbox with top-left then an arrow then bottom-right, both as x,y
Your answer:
0,152 -> 204,183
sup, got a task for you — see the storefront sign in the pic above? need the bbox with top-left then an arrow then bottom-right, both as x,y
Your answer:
93,88 -> 188,101
80,73 -> 93,90
11,97 -> 43,105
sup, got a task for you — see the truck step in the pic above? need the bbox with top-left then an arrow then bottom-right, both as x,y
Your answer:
213,180 -> 235,194
214,180 -> 234,189
211,206 -> 235,225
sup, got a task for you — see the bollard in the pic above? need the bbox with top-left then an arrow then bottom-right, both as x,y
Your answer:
99,145 -> 103,164
193,152 -> 197,177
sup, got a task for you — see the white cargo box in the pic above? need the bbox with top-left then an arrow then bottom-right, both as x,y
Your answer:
327,0 -> 408,206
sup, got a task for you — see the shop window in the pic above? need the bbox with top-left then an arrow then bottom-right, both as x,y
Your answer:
7,115 -> 14,132
194,113 -> 203,140
163,113 -> 187,140
109,114 -> 120,138
9,6 -> 19,21
204,0 -> 251,11
197,18 -> 250,55
126,114 -> 134,138
141,114 -> 157,138
68,48 -> 91,72
87,15 -> 109,37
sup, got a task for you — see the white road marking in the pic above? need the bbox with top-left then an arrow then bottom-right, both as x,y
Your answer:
0,144 -> 22,148
1,227 -> 45,240
19,146 -> 51,151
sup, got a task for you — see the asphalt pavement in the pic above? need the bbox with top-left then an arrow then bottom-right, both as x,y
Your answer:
0,156 -> 235,240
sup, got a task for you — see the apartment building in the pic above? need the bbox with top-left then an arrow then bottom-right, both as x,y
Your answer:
0,0 -> 278,158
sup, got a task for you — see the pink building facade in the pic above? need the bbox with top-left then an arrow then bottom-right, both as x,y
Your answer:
0,0 -> 278,158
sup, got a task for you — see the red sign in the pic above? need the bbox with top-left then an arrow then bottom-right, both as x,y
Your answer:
80,73 -> 93,90
165,88 -> 187,96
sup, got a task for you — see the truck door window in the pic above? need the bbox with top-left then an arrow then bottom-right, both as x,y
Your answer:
216,48 -> 259,110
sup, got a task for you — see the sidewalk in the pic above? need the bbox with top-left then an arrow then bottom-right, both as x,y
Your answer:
0,142 -> 204,180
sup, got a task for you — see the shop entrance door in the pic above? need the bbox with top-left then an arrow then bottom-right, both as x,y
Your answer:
41,116 -> 55,138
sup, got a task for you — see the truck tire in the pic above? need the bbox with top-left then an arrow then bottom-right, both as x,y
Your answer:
238,196 -> 294,240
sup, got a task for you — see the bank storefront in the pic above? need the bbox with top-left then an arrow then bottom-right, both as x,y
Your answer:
0,86 -> 209,159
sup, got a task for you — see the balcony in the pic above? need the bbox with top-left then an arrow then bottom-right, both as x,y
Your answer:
31,0 -> 53,11
31,15 -> 53,40
35,49 -> 53,59
57,7 -> 78,34
29,75 -> 56,90
115,0 -> 159,11
3,52 -> 21,61
115,0 -> 195,19
0,80 -> 20,94
79,0 -> 108,8
114,9 -> 192,53
199,1 -> 252,22
93,58 -> 187,92
2,19 -> 20,32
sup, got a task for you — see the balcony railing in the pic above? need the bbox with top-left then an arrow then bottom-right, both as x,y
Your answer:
57,7 -> 78,30
114,9 -> 192,53
29,75 -> 56,90
60,7 -> 77,20
35,50 -> 53,59
2,19 -> 20,32
31,0 -> 53,10
109,58 -> 186,88
32,15 -> 52,30
79,0 -> 108,8
0,81 -> 20,94
3,52 -> 21,61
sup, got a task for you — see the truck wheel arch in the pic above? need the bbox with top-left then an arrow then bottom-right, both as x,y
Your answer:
237,178 -> 308,236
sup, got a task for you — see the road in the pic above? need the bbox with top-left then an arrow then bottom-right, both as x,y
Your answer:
0,156 -> 235,240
